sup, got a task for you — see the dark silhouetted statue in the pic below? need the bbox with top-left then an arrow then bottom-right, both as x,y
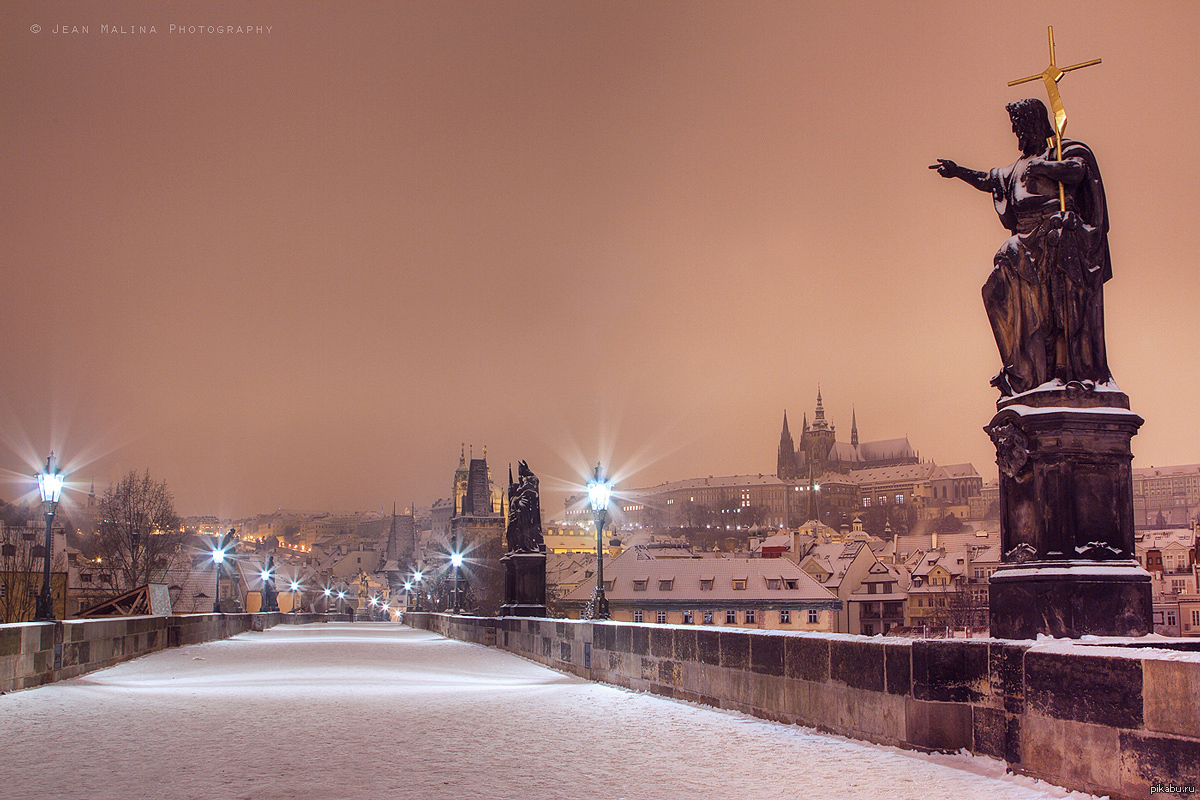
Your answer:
932,97 -> 1111,396
501,460 -> 547,616
505,460 -> 544,554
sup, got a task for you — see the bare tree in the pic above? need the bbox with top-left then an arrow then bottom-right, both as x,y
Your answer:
95,470 -> 185,595
0,505 -> 67,623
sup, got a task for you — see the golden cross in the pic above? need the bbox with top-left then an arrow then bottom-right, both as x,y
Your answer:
1008,26 -> 1101,210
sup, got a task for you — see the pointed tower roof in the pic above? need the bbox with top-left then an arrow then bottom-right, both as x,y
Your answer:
811,386 -> 831,431
851,407 -> 859,448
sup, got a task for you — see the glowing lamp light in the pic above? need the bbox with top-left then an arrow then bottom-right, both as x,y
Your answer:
403,582 -> 412,591
413,571 -> 423,582
259,568 -> 272,582
586,470 -> 612,512
288,580 -> 301,592
212,549 -> 227,565
37,453 -> 66,506
323,587 -> 332,597
450,552 -> 464,568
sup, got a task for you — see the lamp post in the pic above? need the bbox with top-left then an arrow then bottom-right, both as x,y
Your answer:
449,537 -> 464,613
34,453 -> 65,621
211,529 -> 234,613
288,579 -> 302,614
321,586 -> 332,614
411,568 -> 423,612
587,461 -> 613,620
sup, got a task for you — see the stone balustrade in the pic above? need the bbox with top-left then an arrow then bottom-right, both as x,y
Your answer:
0,613 -> 327,693
406,611 -> 1199,800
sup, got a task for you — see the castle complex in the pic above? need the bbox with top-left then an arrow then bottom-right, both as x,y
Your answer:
776,389 -> 919,479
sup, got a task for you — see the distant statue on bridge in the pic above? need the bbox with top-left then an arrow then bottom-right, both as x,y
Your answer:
932,97 -> 1112,396
505,460 -> 544,554
261,555 -> 279,612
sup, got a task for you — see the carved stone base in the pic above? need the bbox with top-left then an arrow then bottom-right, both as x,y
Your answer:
989,562 -> 1152,638
985,387 -> 1153,639
500,551 -> 546,617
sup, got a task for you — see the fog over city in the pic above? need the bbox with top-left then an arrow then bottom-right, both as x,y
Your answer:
4,1 -> 1199,518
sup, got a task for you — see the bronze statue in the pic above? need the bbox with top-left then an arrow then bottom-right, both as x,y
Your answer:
505,460 -> 544,553
932,97 -> 1111,396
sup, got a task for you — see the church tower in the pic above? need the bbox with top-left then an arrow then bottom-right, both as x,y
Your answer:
851,407 -> 859,448
453,444 -> 469,514
803,387 -> 837,465
777,411 -> 800,480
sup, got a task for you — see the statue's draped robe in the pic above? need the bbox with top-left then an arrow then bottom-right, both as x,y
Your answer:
983,138 -> 1111,396
505,464 -> 543,553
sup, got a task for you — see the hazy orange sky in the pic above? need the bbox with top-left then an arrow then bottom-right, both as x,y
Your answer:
3,1 -> 1199,520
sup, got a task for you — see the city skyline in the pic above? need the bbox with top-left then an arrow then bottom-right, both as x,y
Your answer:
4,1 -> 1200,519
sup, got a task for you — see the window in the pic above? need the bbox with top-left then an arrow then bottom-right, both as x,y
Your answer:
744,610 -> 756,624
659,579 -> 674,591
884,582 -> 894,593
780,609 -> 790,624
917,598 -> 924,607
699,579 -> 713,591
633,580 -> 647,591
896,494 -> 904,504
603,580 -> 614,591
682,611 -> 693,624
766,579 -> 781,590
1167,610 -> 1177,626
863,498 -> 871,508
732,579 -> 747,590
726,610 -> 736,624
1193,610 -> 1200,628
633,610 -> 643,623
808,609 -> 819,624
656,611 -> 667,624
785,580 -> 798,590
868,582 -> 877,594
703,611 -> 714,624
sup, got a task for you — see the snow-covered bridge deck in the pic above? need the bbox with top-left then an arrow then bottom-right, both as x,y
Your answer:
0,622 -> 1093,800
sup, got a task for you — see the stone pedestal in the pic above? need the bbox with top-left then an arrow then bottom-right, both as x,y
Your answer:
500,551 -> 546,617
986,384 -> 1153,638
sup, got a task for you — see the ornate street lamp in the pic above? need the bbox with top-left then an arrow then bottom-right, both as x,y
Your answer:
411,568 -> 424,612
288,579 -> 302,614
34,453 -> 65,621
211,529 -> 234,613
587,462 -> 613,620
449,537 -> 464,613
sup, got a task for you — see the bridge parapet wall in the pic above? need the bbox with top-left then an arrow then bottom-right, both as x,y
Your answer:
403,612 -> 1200,800
0,612 -> 327,693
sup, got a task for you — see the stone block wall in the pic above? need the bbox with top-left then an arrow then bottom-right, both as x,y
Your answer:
405,612 -> 1199,800
0,612 -> 327,693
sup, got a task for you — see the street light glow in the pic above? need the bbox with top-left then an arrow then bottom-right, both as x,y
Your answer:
36,453 -> 65,505
212,549 -> 226,565
450,552 -> 464,568
587,469 -> 612,511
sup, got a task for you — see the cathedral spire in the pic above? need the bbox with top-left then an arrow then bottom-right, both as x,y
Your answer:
851,407 -> 859,448
777,409 -> 799,480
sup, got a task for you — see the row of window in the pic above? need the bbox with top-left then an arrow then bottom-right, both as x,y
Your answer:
629,609 -> 820,626
629,578 -> 801,592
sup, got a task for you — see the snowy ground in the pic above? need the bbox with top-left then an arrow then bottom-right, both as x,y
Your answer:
0,623 -> 1103,800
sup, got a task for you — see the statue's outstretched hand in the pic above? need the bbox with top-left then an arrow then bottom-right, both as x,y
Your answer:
930,158 -> 960,178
